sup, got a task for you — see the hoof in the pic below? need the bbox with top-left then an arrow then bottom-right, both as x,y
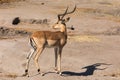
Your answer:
56,71 -> 62,75
22,69 -> 29,77
59,72 -> 62,76
41,73 -> 45,76
22,74 -> 27,77
22,73 -> 29,77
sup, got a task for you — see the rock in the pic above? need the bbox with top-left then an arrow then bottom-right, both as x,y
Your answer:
12,17 -> 20,25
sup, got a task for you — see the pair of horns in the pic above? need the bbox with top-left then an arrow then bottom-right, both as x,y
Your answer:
58,5 -> 76,20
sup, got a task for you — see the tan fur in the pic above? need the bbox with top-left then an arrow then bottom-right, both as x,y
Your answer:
23,6 -> 76,77
24,24 -> 67,76
31,30 -> 67,48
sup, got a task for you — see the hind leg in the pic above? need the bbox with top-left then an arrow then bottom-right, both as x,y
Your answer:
26,47 -> 35,59
23,47 -> 35,77
33,46 -> 44,74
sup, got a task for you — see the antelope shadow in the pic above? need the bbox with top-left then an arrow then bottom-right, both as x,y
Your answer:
62,63 -> 111,76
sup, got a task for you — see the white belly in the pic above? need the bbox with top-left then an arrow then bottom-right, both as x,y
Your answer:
45,40 -> 59,48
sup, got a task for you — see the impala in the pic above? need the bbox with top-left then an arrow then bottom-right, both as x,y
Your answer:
23,5 -> 76,76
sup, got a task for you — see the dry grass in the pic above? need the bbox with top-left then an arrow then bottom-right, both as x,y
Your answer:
83,26 -> 120,36
68,35 -> 100,42
0,27 -> 30,39
0,0 -> 25,4
98,1 -> 112,5
77,7 -> 120,22
0,73 -> 18,78
104,72 -> 120,77
78,8 -> 101,14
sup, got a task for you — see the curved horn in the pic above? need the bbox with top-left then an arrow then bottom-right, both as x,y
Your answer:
65,5 -> 76,15
58,6 -> 69,20
58,5 -> 76,21
57,5 -> 76,21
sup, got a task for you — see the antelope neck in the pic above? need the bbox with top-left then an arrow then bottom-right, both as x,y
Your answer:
60,24 -> 67,33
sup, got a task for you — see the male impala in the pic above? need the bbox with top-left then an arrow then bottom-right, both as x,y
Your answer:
23,5 -> 76,76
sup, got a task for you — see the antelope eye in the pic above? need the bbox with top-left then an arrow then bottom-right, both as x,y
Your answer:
62,19 -> 65,22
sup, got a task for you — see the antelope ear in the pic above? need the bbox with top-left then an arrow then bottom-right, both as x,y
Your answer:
64,17 -> 70,23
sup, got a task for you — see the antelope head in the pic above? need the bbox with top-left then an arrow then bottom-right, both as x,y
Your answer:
52,5 -> 76,31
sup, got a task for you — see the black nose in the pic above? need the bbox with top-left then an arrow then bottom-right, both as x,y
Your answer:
71,27 -> 75,30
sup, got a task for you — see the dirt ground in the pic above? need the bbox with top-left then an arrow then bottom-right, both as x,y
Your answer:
0,0 -> 120,80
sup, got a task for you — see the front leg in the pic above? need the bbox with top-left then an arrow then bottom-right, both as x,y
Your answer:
54,47 -> 58,72
57,47 -> 62,75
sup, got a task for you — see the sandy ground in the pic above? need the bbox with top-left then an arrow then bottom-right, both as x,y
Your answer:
0,0 -> 120,80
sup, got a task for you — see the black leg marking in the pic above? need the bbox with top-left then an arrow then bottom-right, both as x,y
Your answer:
38,69 -> 40,72
22,70 -> 28,77
25,69 -> 28,73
